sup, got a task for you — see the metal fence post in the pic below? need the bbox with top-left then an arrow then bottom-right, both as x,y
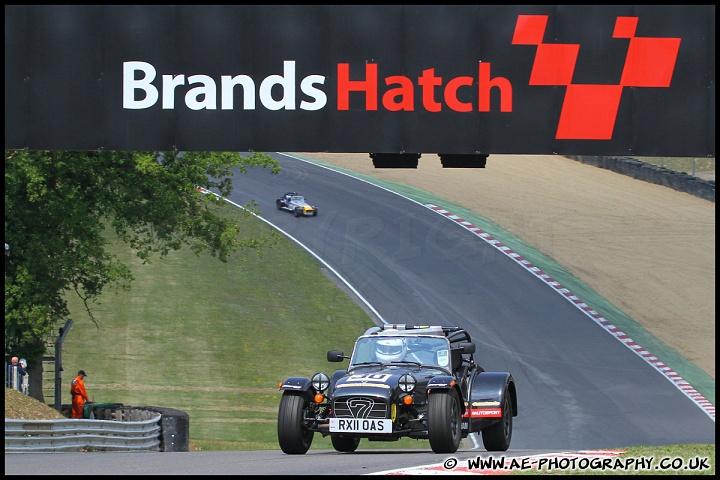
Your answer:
54,319 -> 73,413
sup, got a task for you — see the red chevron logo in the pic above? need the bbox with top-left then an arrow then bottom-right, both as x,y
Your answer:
512,15 -> 681,140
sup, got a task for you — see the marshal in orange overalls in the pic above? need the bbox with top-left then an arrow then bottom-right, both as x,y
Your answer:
70,370 -> 90,419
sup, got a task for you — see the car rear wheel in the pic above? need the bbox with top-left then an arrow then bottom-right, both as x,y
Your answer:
481,394 -> 512,451
331,435 -> 360,452
278,391 -> 314,454
276,200 -> 282,210
427,390 -> 461,454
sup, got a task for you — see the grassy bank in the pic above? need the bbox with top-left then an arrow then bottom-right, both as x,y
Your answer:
60,206 -> 433,451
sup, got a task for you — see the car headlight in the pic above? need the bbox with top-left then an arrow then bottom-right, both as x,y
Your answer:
398,373 -> 416,393
311,372 -> 330,392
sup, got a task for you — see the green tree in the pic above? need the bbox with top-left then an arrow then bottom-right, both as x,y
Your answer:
4,150 -> 280,400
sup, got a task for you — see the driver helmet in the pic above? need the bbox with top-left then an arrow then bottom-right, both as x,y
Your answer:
375,338 -> 406,363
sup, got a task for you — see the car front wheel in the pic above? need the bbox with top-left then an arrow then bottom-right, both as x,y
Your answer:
277,391 -> 314,454
427,390 -> 462,454
481,394 -> 512,451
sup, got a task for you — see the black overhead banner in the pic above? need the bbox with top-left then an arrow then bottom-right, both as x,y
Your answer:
4,5 -> 715,156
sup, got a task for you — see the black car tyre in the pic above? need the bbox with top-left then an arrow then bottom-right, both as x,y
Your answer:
331,435 -> 361,453
278,391 -> 314,454
481,394 -> 512,451
427,390 -> 462,454
294,209 -> 301,217
312,209 -> 318,217
276,200 -> 282,210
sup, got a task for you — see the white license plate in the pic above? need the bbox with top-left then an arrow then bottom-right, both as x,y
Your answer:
329,418 -> 392,434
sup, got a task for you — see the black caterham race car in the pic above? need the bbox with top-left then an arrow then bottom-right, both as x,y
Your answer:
277,324 -> 517,454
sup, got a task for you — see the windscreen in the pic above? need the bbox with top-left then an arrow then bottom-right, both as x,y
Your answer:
350,336 -> 451,369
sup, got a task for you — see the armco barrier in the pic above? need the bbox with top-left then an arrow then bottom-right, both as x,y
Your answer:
567,155 -> 715,203
6,404 -> 189,453
5,415 -> 161,453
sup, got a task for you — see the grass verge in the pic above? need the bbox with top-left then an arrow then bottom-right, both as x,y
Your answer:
60,204 -> 427,451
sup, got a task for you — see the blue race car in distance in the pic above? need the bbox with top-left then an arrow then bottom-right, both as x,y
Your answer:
276,192 -> 318,217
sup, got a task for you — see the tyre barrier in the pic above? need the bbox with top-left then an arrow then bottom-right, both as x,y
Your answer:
567,155 -> 715,203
